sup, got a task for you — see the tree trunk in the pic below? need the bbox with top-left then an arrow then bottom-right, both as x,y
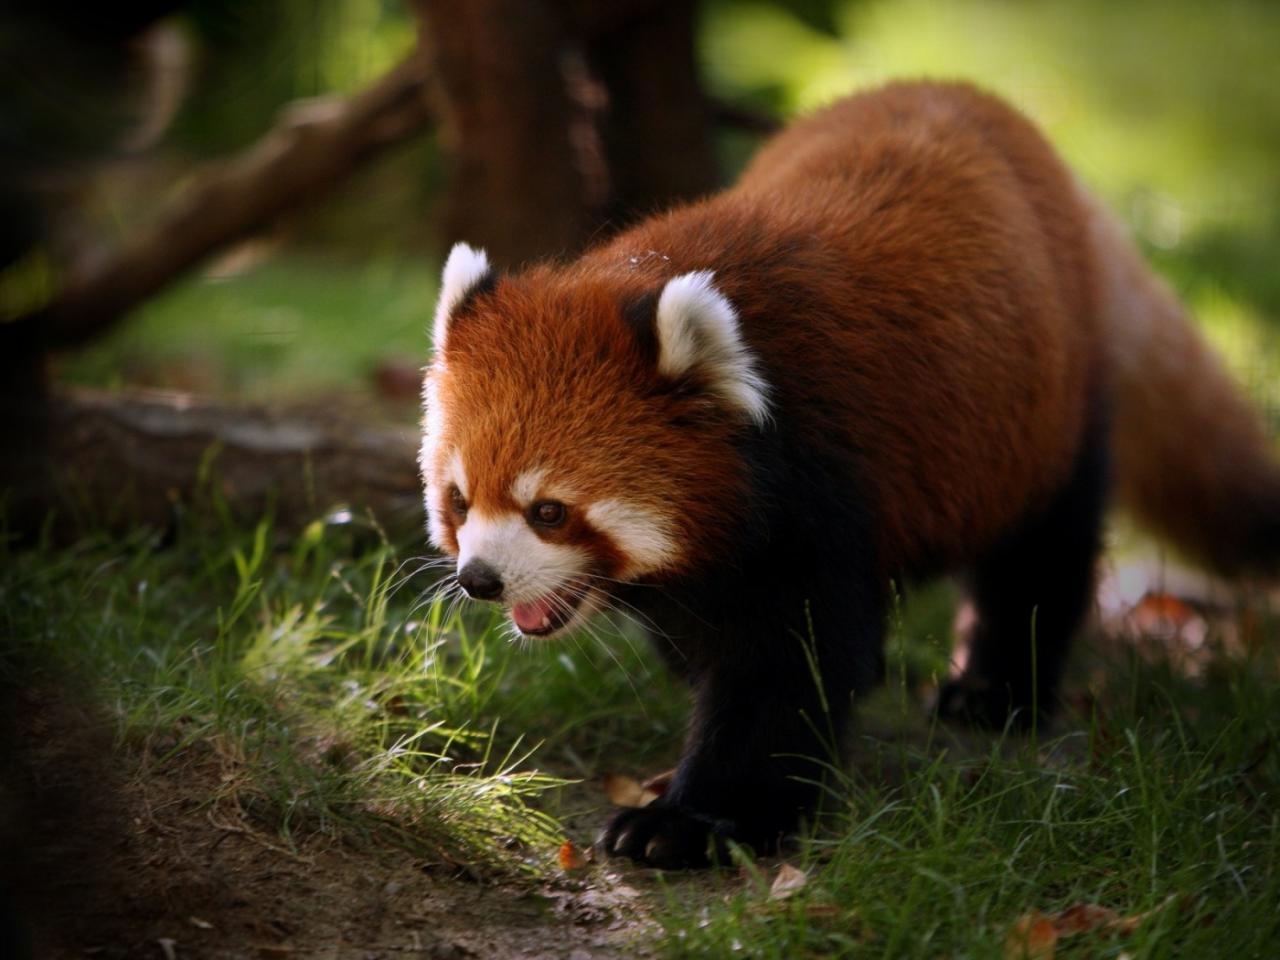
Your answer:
417,0 -> 720,267
586,0 -> 718,223
416,0 -> 604,268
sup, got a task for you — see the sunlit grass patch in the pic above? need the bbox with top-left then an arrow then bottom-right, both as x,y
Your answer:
0,505 -> 683,874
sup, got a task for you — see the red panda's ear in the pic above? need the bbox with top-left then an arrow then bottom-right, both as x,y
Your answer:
654,271 -> 771,426
432,243 -> 494,356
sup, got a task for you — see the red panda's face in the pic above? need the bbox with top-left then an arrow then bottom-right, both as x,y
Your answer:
419,244 -> 770,638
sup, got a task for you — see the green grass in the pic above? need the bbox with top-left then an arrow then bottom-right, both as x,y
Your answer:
0,501 -> 686,874
660,628 -> 1280,957
7,500 -> 1278,955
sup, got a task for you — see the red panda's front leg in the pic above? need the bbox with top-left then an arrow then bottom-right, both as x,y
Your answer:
599,574 -> 885,868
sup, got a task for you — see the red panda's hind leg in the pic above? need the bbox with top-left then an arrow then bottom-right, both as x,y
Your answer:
936,409 -> 1110,730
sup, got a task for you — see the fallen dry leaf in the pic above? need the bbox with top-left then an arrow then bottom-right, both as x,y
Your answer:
1053,902 -> 1118,935
794,902 -> 842,921
1111,894 -> 1178,934
602,772 -> 659,808
558,839 -> 588,871
1006,910 -> 1057,960
767,897 -> 856,924
1006,895 -> 1179,958
1132,591 -> 1199,628
768,863 -> 808,901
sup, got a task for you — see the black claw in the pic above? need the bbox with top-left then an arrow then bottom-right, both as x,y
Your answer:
597,802 -> 738,869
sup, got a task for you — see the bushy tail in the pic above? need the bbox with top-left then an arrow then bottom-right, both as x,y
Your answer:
1089,197 -> 1280,575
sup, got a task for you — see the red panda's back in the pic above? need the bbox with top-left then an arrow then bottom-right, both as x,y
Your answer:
603,82 -> 1104,572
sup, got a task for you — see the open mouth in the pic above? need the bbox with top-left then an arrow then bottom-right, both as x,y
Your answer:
510,588 -> 587,637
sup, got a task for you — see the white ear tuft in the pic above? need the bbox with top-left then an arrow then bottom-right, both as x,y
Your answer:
432,242 -> 492,353
655,270 -> 770,426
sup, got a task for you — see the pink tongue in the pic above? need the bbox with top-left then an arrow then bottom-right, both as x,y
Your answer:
512,595 -> 557,633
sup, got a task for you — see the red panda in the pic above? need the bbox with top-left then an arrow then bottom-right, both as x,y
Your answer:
418,81 -> 1280,868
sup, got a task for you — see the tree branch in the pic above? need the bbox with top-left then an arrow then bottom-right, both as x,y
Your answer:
6,52 -> 433,355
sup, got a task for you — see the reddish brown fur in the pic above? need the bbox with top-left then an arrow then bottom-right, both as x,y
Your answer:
1086,198 -> 1280,573
426,81 -> 1280,867
433,268 -> 753,576
434,80 -> 1278,582
580,81 -> 1103,576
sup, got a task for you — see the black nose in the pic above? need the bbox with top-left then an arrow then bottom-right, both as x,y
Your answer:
457,560 -> 504,600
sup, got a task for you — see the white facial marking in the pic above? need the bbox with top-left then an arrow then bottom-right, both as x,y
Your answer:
455,510 -> 589,605
423,447 -> 469,553
421,367 -> 445,449
510,467 -> 581,509
447,450 -> 470,500
423,486 -> 444,548
586,499 -> 679,578
655,270 -> 771,426
419,369 -> 445,547
510,467 -> 547,507
424,485 -> 445,549
432,242 -> 491,355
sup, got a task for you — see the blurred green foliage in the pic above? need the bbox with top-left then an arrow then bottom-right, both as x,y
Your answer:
703,0 -> 1280,426
171,0 -> 415,154
63,0 -> 1280,413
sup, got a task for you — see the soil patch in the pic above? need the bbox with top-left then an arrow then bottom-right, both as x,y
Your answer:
1,675 -> 665,960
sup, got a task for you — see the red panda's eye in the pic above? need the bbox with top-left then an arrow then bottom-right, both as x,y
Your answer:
449,486 -> 467,518
530,500 -> 566,528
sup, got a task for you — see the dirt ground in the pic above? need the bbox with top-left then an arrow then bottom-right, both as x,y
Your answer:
1,679 -> 672,960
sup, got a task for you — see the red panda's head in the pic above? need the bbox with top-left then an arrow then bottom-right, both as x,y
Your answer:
419,243 -> 770,638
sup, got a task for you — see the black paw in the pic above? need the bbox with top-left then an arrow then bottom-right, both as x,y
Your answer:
597,802 -> 739,869
934,676 -> 1039,731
